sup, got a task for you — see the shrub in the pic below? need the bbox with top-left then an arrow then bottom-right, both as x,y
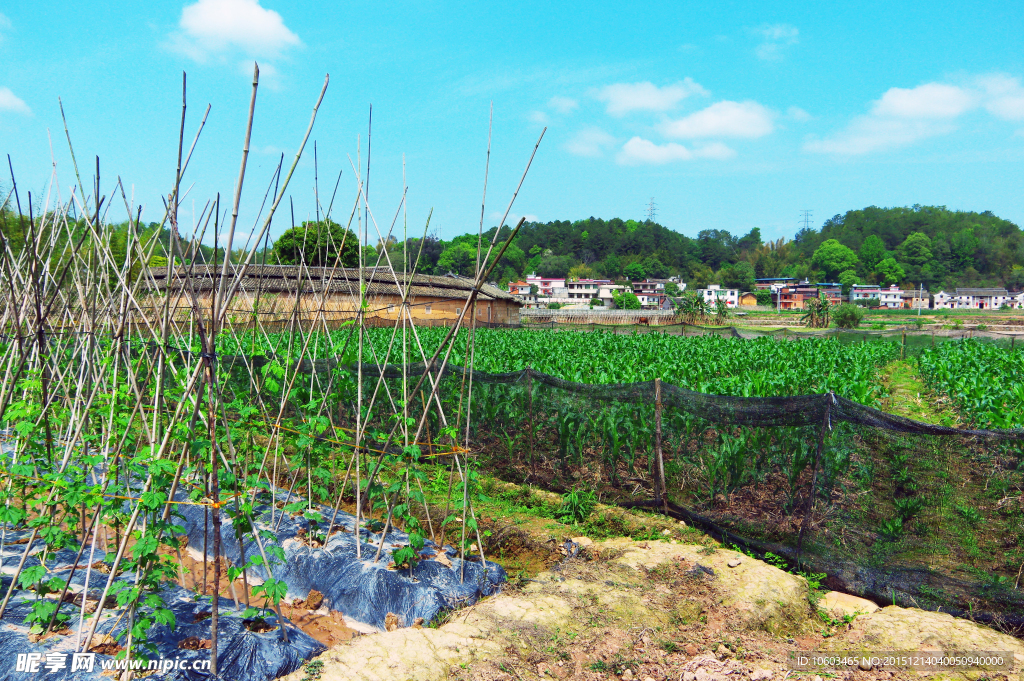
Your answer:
878,517 -> 905,541
547,302 -> 562,309
833,304 -> 864,329
557,488 -> 597,525
854,297 -> 881,308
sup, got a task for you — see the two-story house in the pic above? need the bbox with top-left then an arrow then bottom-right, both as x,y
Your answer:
525,273 -> 566,296
697,284 -> 739,308
508,281 -> 531,296
879,284 -> 903,309
849,284 -> 883,305
567,279 -> 611,300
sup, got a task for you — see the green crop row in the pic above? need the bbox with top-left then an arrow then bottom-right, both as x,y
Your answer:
918,340 -> 1024,429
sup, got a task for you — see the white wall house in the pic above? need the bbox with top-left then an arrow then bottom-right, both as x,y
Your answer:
596,283 -> 624,307
566,279 -> 610,300
697,284 -> 739,308
508,281 -> 531,295
879,284 -> 903,309
934,288 -> 1012,309
1010,291 -> 1024,309
933,290 -> 954,309
849,284 -> 883,304
525,273 -> 566,296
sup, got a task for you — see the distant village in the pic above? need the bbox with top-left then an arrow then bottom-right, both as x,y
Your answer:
508,274 -> 1024,311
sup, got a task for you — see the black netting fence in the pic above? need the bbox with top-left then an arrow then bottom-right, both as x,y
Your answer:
134,333 -> 1024,632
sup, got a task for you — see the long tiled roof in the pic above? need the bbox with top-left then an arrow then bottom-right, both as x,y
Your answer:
955,288 -> 1009,296
145,265 -> 519,303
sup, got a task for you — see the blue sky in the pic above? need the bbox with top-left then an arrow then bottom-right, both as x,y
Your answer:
3,0 -> 1024,245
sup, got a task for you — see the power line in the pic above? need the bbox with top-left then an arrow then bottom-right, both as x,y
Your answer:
646,197 -> 657,223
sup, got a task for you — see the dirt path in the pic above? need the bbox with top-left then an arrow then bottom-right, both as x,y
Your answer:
281,537 -> 1024,681
878,359 -> 959,425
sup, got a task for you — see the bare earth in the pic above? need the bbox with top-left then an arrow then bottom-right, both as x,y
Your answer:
280,537 -> 1024,681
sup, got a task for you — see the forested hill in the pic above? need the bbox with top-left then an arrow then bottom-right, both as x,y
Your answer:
3,199 -> 1022,291
423,206 -> 1023,291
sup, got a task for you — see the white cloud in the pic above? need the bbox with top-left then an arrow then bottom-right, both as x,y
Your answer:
596,78 -> 707,116
976,74 -> 1024,121
871,83 -> 976,118
529,110 -> 550,125
754,23 -> 798,61
616,137 -> 735,165
564,127 -> 617,157
167,0 -> 300,62
756,24 -> 799,41
787,106 -> 811,122
0,87 -> 31,115
660,100 -> 774,139
805,117 -> 956,154
548,96 -> 578,114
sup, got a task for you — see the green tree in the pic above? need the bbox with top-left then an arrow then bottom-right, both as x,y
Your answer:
612,290 -> 642,309
624,262 -> 646,281
857,234 -> 888,273
812,239 -> 859,280
537,254 -> 574,278
719,261 -> 756,291
950,228 -> 979,269
838,269 -> 860,295
271,220 -> 359,267
435,242 -> 478,276
603,254 -> 623,277
754,289 -> 772,306
875,257 -> 905,285
567,263 -> 595,281
832,304 -> 864,329
641,255 -> 668,278
897,232 -> 932,266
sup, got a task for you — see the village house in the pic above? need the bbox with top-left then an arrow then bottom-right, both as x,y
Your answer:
697,284 -> 739,308
849,284 -> 883,305
934,288 -> 1014,309
596,283 -> 625,307
525,273 -> 566,296
632,279 -> 667,296
815,283 -> 844,306
567,278 -> 611,300
739,292 -> 759,307
508,280 -> 531,296
144,265 -> 523,325
755,277 -> 796,290
879,284 -> 903,309
900,288 -> 930,309
771,286 -> 804,310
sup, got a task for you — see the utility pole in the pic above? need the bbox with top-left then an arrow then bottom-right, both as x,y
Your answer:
646,198 -> 657,223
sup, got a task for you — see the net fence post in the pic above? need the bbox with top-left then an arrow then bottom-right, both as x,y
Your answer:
526,366 -> 534,474
902,330 -> 906,360
654,377 -> 667,514
797,391 -> 833,566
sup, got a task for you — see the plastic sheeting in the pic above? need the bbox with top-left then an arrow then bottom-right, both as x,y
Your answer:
0,529 -> 324,681
173,489 -> 507,632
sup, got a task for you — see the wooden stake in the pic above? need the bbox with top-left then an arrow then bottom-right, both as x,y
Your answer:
654,377 -> 667,514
